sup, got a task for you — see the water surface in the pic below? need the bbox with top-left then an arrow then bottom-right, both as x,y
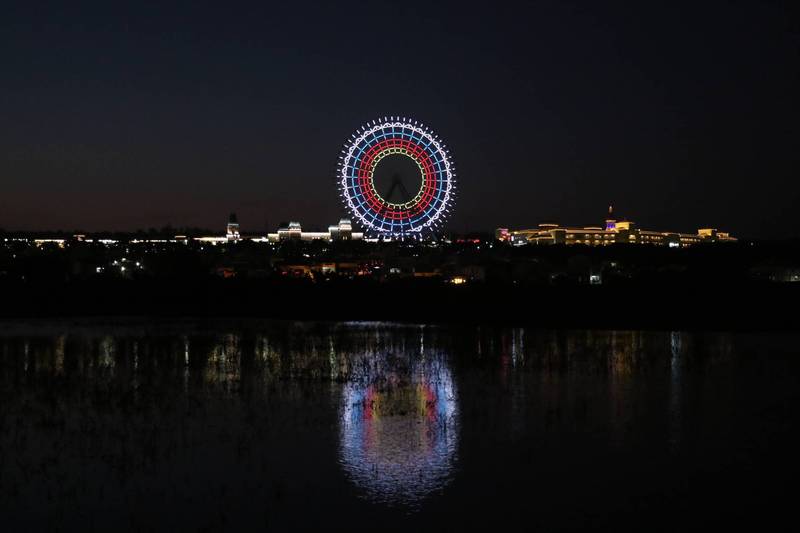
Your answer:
1,320 -> 798,531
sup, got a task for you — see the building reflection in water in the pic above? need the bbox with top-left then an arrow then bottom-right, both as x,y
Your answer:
669,331 -> 685,454
337,329 -> 458,506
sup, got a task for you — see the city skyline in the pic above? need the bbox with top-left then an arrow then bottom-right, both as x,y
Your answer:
0,204 -> 740,241
2,1 -> 799,239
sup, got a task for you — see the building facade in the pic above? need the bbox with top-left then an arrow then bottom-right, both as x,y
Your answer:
501,207 -> 736,248
267,219 -> 363,243
226,213 -> 241,242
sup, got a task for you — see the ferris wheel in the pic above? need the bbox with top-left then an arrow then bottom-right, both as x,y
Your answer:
337,117 -> 456,239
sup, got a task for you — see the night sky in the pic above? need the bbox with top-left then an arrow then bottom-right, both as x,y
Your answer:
2,1 -> 798,238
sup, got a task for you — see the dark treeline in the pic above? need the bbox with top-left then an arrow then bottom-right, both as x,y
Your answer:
0,226 -> 216,239
1,277 -> 798,330
1,237 -> 799,329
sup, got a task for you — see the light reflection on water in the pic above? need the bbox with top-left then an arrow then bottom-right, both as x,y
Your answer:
0,321 -> 798,531
338,339 -> 458,505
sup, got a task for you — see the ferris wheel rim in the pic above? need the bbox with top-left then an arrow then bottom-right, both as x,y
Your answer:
336,117 -> 456,239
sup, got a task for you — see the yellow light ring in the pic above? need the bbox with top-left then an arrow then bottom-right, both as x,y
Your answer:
368,148 -> 428,209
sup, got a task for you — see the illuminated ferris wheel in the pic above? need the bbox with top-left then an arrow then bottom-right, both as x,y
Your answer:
337,117 -> 456,239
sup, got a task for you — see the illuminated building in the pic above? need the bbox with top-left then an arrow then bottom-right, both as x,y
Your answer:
502,206 -> 737,248
33,239 -> 66,248
267,219 -> 364,242
226,213 -> 240,242
276,221 -> 303,241
328,218 -> 353,241
192,216 -> 363,245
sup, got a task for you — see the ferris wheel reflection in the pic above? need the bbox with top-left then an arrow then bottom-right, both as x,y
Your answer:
338,348 -> 459,506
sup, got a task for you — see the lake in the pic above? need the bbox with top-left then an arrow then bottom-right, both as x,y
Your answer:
1,320 -> 798,531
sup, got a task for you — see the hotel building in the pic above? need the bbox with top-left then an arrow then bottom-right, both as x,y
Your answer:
500,207 -> 736,248
266,219 -> 363,243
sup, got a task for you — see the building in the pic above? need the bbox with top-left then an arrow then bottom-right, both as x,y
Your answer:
267,219 -> 363,243
503,206 -> 737,248
226,213 -> 241,242
328,218 -> 354,241
276,221 -> 304,241
193,215 -> 363,245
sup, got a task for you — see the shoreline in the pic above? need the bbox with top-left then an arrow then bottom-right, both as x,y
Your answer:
2,279 -> 798,331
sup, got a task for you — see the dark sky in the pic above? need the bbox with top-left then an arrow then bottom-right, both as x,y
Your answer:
1,1 -> 798,238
